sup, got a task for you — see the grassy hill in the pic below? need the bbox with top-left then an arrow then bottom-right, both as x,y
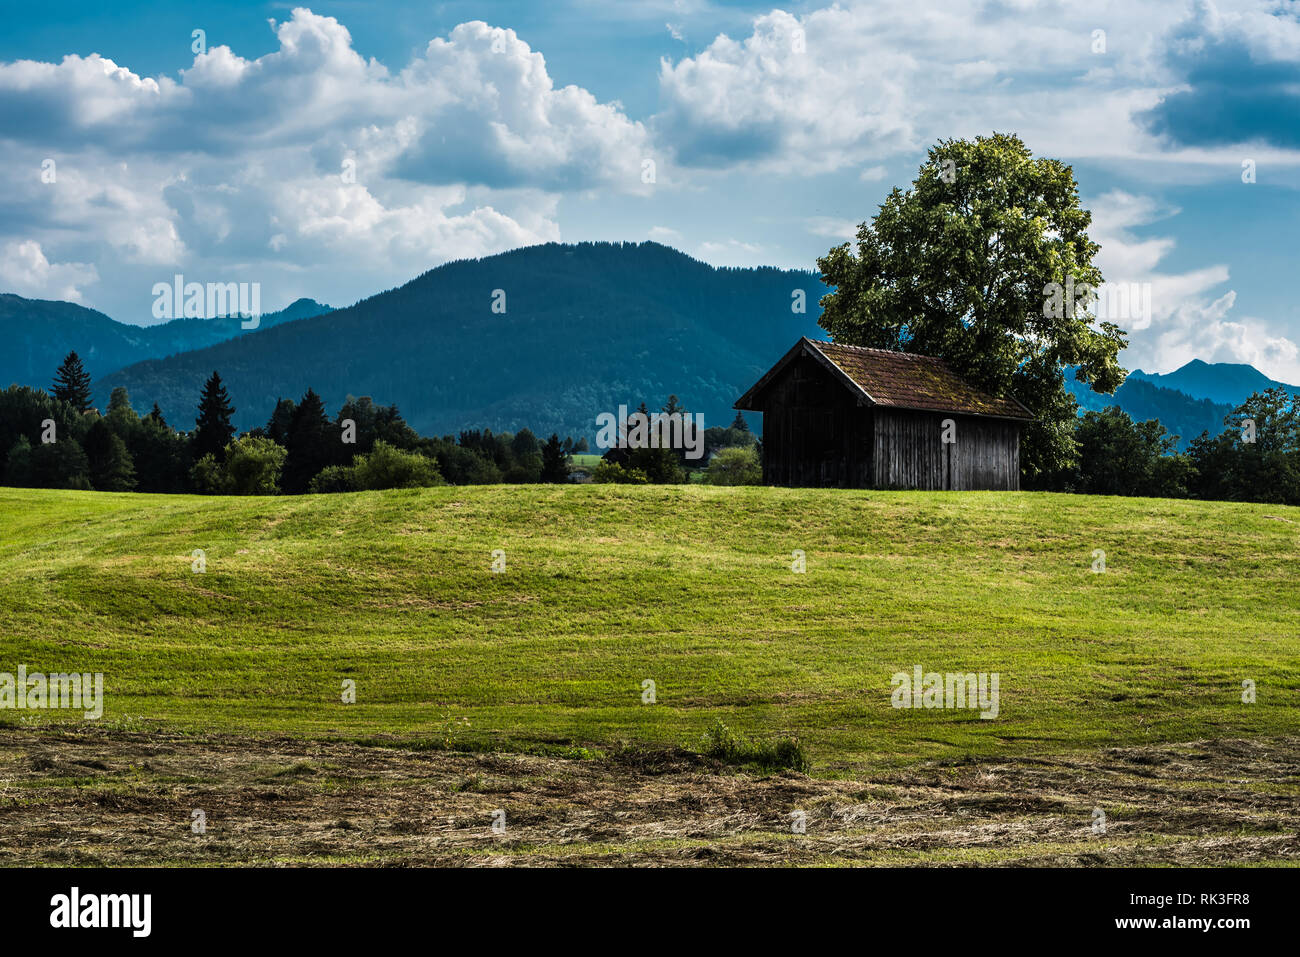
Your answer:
2,485 -> 1296,771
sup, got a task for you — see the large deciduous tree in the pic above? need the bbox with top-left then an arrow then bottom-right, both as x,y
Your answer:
817,133 -> 1127,486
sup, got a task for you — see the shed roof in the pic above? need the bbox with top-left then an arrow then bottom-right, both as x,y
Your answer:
735,338 -> 1034,421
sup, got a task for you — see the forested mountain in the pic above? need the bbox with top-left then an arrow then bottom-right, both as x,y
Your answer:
0,294 -> 330,391
93,242 -> 824,438
1067,375 -> 1236,450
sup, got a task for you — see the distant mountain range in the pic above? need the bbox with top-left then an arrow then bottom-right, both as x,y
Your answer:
91,242 -> 824,438
1128,359 -> 1300,405
1,240 -> 1295,446
0,294 -> 331,389
1066,360 -> 1299,449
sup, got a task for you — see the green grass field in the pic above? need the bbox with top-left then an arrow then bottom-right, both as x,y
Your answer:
2,485 -> 1296,772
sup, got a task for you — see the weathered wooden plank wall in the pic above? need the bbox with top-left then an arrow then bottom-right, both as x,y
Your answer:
872,409 -> 1020,490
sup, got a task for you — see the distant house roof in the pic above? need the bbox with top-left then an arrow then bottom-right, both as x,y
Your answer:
735,337 -> 1034,421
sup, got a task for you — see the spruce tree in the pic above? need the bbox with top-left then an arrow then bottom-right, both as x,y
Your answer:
52,352 -> 93,413
194,371 -> 236,463
281,388 -> 334,493
84,418 -> 137,491
540,433 -> 570,483
264,397 -> 297,447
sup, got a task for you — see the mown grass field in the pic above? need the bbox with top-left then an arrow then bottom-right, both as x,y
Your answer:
1,485 -> 1297,771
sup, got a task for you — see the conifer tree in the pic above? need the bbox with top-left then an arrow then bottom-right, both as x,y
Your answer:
281,388 -> 334,493
85,418 -> 137,491
540,433 -> 570,483
194,371 -> 236,462
52,352 -> 93,413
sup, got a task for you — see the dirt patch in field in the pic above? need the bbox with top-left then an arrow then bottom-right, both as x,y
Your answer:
0,728 -> 1296,866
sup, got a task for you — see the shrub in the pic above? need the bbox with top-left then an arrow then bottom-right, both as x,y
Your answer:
350,440 -> 443,489
309,440 -> 443,492
222,435 -> 287,494
189,436 -> 288,494
705,445 -> 762,485
189,453 -> 224,494
308,464 -> 358,493
700,719 -> 809,772
591,460 -> 649,484
429,442 -> 502,484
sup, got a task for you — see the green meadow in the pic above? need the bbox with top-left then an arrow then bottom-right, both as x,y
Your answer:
1,485 -> 1296,771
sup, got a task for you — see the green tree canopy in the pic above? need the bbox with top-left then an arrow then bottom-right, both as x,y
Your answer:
1188,388 -> 1300,504
816,133 -> 1128,485
1074,407 -> 1193,498
222,435 -> 288,495
705,445 -> 762,486
84,417 -> 138,492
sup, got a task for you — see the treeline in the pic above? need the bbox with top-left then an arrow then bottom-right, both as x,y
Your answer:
589,396 -> 760,485
1058,387 -> 1300,504
0,352 -> 589,494
14,352 -> 1289,502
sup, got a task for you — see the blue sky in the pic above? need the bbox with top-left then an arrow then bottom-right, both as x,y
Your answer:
1,0 -> 1299,381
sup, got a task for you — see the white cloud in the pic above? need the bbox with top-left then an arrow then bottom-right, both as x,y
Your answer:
0,12 -> 650,191
0,9 -> 652,319
805,216 -> 859,241
1144,290 -> 1300,384
656,8 -> 913,172
653,0 -> 1300,174
0,241 -> 98,302
1088,189 -> 1300,382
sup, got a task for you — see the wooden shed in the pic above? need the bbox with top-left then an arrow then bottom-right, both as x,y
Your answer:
734,338 -> 1034,490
